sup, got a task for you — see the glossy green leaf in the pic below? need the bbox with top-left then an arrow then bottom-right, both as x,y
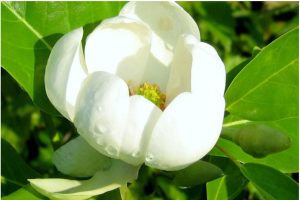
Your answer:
172,160 -> 223,187
225,27 -> 299,121
1,1 -> 124,115
207,156 -> 248,200
241,163 -> 298,200
210,116 -> 298,173
2,185 -> 47,200
207,172 -> 248,200
1,139 -> 40,195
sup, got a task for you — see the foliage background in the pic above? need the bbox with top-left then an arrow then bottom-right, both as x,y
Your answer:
1,1 -> 299,200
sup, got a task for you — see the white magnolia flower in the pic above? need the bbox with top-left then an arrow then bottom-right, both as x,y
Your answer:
29,2 -> 225,200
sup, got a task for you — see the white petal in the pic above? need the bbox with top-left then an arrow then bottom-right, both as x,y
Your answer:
165,35 -> 192,104
45,28 -> 87,121
53,136 -> 112,178
85,16 -> 151,87
119,2 -> 200,44
189,38 -> 226,97
145,93 -> 225,171
166,35 -> 226,104
119,96 -> 162,165
119,2 -> 200,91
74,72 -> 129,160
29,160 -> 139,200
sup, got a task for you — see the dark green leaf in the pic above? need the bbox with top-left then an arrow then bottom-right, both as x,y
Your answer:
1,1 -> 124,115
172,160 -> 223,187
1,139 -> 40,195
225,27 -> 299,121
241,163 -> 298,200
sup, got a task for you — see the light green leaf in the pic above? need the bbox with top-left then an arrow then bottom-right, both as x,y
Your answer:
207,172 -> 248,200
1,138 -> 40,195
172,160 -> 223,187
225,27 -> 299,121
2,185 -> 47,200
241,163 -> 298,200
206,156 -> 248,200
1,1 -> 124,114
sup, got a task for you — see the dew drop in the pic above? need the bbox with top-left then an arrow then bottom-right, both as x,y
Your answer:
132,151 -> 141,158
94,124 -> 108,134
97,106 -> 102,112
105,145 -> 117,156
145,154 -> 154,162
96,135 -> 105,146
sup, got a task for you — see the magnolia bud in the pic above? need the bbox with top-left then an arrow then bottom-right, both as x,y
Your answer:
222,125 -> 291,158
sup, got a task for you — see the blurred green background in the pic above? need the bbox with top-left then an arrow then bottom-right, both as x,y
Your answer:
2,1 -> 299,199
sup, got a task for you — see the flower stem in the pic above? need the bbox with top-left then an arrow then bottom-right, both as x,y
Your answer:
215,144 -> 242,168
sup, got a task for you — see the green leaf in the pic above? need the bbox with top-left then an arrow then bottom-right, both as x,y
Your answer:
206,156 -> 248,200
1,139 -> 40,195
2,185 -> 47,200
207,172 -> 248,200
225,27 -> 299,121
172,160 -> 223,187
1,1 -> 124,115
210,116 -> 298,173
241,163 -> 298,200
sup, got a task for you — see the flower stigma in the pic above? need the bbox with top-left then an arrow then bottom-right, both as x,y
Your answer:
129,82 -> 166,110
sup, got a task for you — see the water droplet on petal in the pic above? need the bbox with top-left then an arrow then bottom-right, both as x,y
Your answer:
97,106 -> 102,112
132,151 -> 141,158
145,154 -> 154,162
94,124 -> 108,134
105,145 -> 117,156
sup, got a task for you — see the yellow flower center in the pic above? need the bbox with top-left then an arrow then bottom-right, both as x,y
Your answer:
129,82 -> 166,110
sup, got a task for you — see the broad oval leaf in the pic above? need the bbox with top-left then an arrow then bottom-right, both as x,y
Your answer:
207,173 -> 248,200
241,163 -> 298,200
225,27 -> 299,121
1,1 -> 124,115
207,156 -> 248,200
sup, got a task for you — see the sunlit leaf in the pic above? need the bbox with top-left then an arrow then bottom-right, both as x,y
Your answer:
226,27 -> 299,121
206,156 -> 248,200
1,1 -> 124,115
241,163 -> 298,200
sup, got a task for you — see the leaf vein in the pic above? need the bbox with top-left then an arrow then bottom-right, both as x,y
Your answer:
227,59 -> 298,110
3,2 -> 52,50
